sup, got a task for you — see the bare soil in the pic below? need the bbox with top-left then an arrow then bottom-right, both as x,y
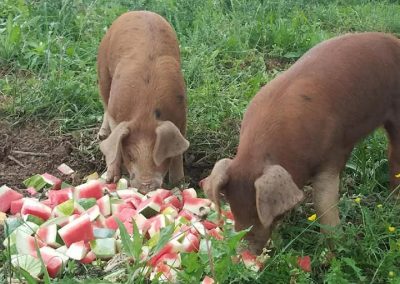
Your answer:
0,120 -> 209,190
0,120 -> 103,189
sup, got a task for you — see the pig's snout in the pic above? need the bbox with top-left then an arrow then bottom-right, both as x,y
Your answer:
130,178 -> 162,194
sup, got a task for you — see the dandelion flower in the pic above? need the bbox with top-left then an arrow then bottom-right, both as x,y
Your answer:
307,214 -> 317,222
377,204 -> 383,208
388,226 -> 396,233
389,271 -> 395,277
354,197 -> 361,204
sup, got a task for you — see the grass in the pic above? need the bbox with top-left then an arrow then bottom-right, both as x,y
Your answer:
1,0 -> 400,283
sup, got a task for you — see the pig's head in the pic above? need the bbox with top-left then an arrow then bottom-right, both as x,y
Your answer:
100,120 -> 189,193
200,158 -> 304,254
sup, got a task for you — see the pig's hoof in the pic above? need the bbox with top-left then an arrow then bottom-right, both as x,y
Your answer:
98,128 -> 110,140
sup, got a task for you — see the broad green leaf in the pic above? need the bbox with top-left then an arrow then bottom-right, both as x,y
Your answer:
152,224 -> 175,255
116,218 -> 135,258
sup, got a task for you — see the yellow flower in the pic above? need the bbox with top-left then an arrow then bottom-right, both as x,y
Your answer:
377,204 -> 383,208
388,226 -> 396,233
307,214 -> 317,222
395,173 -> 400,178
389,271 -> 395,277
354,197 -> 361,204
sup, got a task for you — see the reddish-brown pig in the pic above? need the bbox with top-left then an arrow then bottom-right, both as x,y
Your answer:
201,32 -> 400,253
97,11 -> 189,193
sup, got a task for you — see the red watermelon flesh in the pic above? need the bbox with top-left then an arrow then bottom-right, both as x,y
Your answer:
97,195 -> 111,217
181,233 -> 200,253
297,255 -> 311,272
208,228 -> 224,240
104,183 -> 117,191
10,198 -> 25,215
49,188 -> 72,205
183,198 -> 211,216
58,214 -> 94,247
80,250 -> 96,264
123,221 -> 133,234
41,199 -> 53,208
42,173 -> 62,190
26,187 -> 37,196
66,241 -> 89,260
181,188 -> 197,202
105,208 -> 136,230
202,276 -> 215,284
0,185 -> 23,213
148,188 -> 172,200
163,195 -> 182,210
202,220 -> 218,230
36,224 -> 63,248
21,198 -> 52,220
76,180 -> 104,199
148,243 -> 177,266
178,209 -> 197,222
39,246 -> 68,278
241,250 -> 264,272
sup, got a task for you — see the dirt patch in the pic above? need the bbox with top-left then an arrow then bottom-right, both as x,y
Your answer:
0,120 -> 210,190
0,120 -> 103,189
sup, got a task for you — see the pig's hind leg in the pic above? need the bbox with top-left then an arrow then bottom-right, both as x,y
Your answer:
384,121 -> 400,196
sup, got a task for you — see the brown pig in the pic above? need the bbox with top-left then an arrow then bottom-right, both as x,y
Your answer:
201,32 -> 400,253
97,11 -> 189,193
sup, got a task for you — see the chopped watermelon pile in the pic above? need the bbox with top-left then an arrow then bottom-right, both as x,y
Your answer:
0,168 -> 267,282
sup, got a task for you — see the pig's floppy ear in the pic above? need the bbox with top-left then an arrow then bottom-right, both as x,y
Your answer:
153,121 -> 189,166
202,158 -> 232,214
100,122 -> 130,182
255,165 -> 304,228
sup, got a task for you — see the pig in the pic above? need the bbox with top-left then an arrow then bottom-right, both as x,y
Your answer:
97,11 -> 189,193
201,32 -> 400,253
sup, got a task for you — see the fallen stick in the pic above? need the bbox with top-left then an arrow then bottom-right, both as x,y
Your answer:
7,155 -> 26,168
11,150 -> 50,157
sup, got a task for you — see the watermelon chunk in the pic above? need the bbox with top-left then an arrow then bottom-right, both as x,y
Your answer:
137,195 -> 162,218
163,195 -> 182,211
93,228 -> 115,239
66,241 -> 89,260
77,198 -> 97,210
57,163 -> 74,175
116,189 -> 139,199
202,276 -> 215,284
97,195 -> 111,216
36,224 -> 63,248
76,180 -> 104,199
86,205 -> 100,221
150,262 -> 177,282
42,173 -> 62,190
105,208 -> 136,230
16,230 -> 45,256
10,198 -> 25,215
117,178 -> 129,189
182,188 -> 197,202
297,255 -> 312,272
80,250 -> 96,264
39,246 -> 69,278
148,215 -> 168,238
147,188 -> 172,200
0,185 -> 23,213
208,228 -> 224,240
58,214 -> 94,247
183,198 -> 211,216
90,238 -> 116,259
21,198 -> 52,220
181,233 -> 200,253
48,188 -> 73,206
241,250 -> 264,272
